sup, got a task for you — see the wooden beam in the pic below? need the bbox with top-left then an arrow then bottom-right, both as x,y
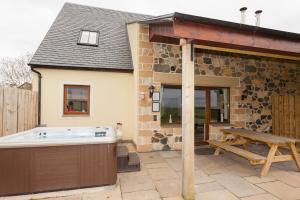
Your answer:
149,21 -> 300,60
181,38 -> 195,200
261,144 -> 278,177
153,72 -> 240,87
290,143 -> 300,171
173,20 -> 300,56
194,45 -> 300,61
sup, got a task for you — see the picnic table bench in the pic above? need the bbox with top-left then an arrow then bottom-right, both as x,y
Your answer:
208,128 -> 300,177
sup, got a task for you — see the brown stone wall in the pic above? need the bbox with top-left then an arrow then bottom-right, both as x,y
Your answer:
136,24 -> 300,152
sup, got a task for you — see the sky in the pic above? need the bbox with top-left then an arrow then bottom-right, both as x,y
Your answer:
0,0 -> 300,58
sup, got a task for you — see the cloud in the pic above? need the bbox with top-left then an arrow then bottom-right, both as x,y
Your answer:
0,0 -> 299,58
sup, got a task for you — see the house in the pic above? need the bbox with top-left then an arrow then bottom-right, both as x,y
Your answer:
30,2 -> 300,153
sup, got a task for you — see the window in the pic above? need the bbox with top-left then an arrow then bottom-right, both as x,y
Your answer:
78,30 -> 99,46
210,88 -> 230,123
161,86 -> 182,125
161,86 -> 230,126
63,85 -> 90,115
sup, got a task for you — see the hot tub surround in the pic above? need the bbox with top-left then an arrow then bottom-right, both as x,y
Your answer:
135,24 -> 300,152
0,126 -> 117,196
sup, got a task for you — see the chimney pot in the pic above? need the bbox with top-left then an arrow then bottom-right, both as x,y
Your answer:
255,10 -> 263,27
239,7 -> 247,24
240,7 -> 247,12
255,10 -> 263,14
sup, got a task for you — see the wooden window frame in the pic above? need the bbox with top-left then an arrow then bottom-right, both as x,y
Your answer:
160,85 -> 231,141
63,85 -> 90,116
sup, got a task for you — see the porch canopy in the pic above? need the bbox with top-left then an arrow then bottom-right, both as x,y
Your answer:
144,12 -> 300,60
139,13 -> 300,200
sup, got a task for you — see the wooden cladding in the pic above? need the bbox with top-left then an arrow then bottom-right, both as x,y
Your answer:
173,20 -> 300,56
0,87 -> 38,137
272,95 -> 300,139
0,143 -> 117,196
149,20 -> 300,58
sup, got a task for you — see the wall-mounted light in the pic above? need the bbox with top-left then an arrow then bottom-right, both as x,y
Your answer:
139,92 -> 145,100
149,85 -> 155,98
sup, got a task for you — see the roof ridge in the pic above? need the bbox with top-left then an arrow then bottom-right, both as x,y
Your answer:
64,2 -> 154,17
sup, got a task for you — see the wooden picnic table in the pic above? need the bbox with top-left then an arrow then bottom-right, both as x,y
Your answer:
208,128 -> 300,177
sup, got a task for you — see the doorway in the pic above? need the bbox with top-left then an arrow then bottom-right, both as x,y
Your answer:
160,86 -> 230,145
194,87 -> 230,145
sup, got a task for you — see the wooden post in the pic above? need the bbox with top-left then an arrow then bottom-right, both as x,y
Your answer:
181,38 -> 195,200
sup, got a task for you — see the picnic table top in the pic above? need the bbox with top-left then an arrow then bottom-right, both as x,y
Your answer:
221,128 -> 300,145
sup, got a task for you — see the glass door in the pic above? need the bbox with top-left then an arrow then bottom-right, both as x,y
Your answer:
210,88 -> 230,124
194,89 -> 206,144
194,87 -> 230,145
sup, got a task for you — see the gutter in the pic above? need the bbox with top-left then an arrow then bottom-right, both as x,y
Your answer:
31,67 -> 42,125
29,64 -> 133,73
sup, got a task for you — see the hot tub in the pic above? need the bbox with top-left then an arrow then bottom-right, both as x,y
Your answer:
0,126 -> 118,196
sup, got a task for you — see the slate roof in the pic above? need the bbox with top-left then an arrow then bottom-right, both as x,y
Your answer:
29,3 -> 152,71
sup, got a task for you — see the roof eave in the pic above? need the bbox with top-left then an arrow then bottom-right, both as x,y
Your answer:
29,64 -> 134,73
127,13 -> 175,24
172,12 -> 300,41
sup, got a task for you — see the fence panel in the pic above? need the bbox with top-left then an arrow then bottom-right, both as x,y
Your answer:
0,88 -> 3,137
272,95 -> 300,139
0,87 -> 38,136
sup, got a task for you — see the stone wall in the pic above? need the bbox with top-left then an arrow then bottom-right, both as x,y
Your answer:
136,24 -> 300,152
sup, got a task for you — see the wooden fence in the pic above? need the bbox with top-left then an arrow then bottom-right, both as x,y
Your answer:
0,87 -> 38,137
272,95 -> 300,139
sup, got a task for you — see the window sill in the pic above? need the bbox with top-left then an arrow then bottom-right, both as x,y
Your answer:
62,114 -> 90,118
161,124 -> 182,128
209,123 -> 232,127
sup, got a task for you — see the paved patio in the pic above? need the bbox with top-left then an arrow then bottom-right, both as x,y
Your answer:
2,146 -> 300,200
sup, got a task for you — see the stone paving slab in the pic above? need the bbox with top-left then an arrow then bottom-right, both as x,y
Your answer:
82,188 -> 122,200
241,193 -> 280,200
272,161 -> 298,172
154,178 -> 181,198
144,162 -> 169,169
122,190 -> 160,200
212,173 -> 265,198
257,181 -> 300,200
178,170 -> 216,185
0,185 -> 118,200
117,167 -> 148,178
268,170 -> 300,187
194,181 -> 224,193
162,197 -> 184,200
119,174 -> 155,193
39,196 -> 81,200
196,156 -> 236,175
148,167 -> 179,181
226,164 -> 258,177
243,175 -> 276,184
165,157 -> 183,171
196,189 -> 240,200
139,152 -> 165,164
159,151 -> 181,158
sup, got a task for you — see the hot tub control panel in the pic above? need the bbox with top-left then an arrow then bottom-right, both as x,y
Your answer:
95,131 -> 107,137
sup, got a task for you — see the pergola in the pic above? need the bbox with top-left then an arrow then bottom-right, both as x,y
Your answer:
142,12 -> 300,200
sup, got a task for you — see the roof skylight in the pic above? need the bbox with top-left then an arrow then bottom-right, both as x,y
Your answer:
78,30 -> 99,46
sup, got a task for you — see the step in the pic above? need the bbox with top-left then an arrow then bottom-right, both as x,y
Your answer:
117,145 -> 140,173
117,144 -> 128,157
128,153 -> 140,166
